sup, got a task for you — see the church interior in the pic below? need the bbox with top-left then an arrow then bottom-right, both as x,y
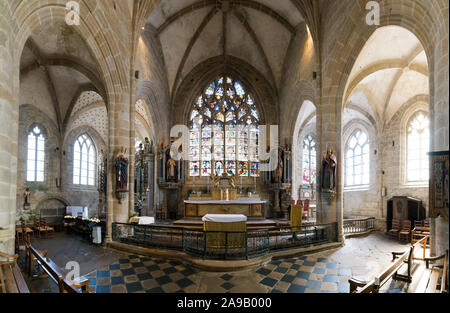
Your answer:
0,0 -> 448,296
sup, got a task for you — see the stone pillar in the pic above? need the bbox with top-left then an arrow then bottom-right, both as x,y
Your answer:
145,153 -> 155,217
106,93 -> 132,241
319,100 -> 343,242
0,2 -> 18,254
430,19 -> 449,256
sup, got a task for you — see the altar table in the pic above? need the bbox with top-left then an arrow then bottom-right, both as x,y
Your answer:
184,200 -> 266,218
202,214 -> 247,248
129,216 -> 155,225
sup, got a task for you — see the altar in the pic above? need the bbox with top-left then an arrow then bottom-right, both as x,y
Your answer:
184,199 -> 266,218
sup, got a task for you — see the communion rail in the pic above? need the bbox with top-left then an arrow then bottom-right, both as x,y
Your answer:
111,222 -> 338,260
343,217 -> 375,235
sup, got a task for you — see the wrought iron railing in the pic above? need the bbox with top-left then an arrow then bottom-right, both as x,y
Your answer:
343,217 -> 375,235
269,223 -> 338,251
112,223 -> 184,250
112,222 -> 338,260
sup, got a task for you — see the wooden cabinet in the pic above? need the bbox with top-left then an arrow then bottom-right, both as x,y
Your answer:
386,196 -> 426,230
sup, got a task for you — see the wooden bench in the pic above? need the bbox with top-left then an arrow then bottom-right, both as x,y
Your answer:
416,249 -> 448,293
0,251 -> 30,293
349,235 -> 428,293
28,245 -> 89,293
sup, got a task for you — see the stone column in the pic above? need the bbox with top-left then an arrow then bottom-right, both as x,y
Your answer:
318,99 -> 343,242
106,93 -> 132,241
0,2 -> 19,254
145,153 -> 155,217
430,23 -> 449,256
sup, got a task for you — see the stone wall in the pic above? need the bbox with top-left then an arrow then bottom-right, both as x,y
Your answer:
16,103 -> 106,221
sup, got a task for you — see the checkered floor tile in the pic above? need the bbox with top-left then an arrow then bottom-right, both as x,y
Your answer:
84,253 -> 358,293
85,255 -> 197,293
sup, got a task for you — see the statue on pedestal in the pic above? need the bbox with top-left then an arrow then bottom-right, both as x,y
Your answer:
144,137 -> 152,154
272,149 -> 284,183
322,145 -> 337,191
166,151 -> 177,181
23,188 -> 31,210
114,147 -> 129,192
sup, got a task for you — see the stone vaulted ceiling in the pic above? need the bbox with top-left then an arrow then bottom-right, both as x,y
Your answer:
147,0 -> 304,96
20,21 -> 107,140
344,26 -> 429,127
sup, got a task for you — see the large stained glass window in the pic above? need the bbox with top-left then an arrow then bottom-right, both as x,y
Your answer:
407,111 -> 429,182
189,76 -> 259,177
27,126 -> 45,182
73,134 -> 96,186
345,130 -> 370,186
302,135 -> 316,184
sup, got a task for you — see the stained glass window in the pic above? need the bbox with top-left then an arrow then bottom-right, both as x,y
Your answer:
345,130 -> 370,186
27,126 -> 45,182
302,135 -> 316,184
189,76 -> 259,177
407,111 -> 429,182
73,134 -> 96,186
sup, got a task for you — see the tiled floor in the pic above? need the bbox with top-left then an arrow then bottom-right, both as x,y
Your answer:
83,254 -> 355,293
24,231 -> 410,293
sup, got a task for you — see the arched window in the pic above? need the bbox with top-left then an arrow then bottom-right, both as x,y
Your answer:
345,130 -> 370,186
189,76 -> 260,177
302,135 -> 316,184
406,111 -> 429,182
73,134 -> 96,186
27,126 -> 45,182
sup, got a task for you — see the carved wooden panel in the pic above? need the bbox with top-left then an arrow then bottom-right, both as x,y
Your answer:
185,204 -> 198,217
251,204 -> 263,217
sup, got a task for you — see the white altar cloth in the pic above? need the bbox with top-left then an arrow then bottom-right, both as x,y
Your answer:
129,216 -> 155,225
201,214 -> 247,223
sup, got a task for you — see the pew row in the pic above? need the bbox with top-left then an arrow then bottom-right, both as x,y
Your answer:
349,236 -> 428,293
0,251 -> 30,293
28,245 -> 89,293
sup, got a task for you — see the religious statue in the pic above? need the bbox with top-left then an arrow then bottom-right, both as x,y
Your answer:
166,151 -> 177,181
114,147 -> 129,191
322,145 -> 337,191
144,137 -> 152,154
229,174 -> 237,189
23,188 -> 31,210
272,149 -> 284,183
210,173 -> 221,188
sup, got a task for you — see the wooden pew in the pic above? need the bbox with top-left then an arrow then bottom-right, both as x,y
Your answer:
0,251 -> 30,293
349,236 -> 428,293
28,245 -> 89,293
416,249 -> 448,293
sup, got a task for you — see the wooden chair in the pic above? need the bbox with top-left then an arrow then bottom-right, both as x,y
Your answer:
33,219 -> 48,238
398,219 -> 411,242
40,218 -> 55,237
21,221 -> 34,238
387,219 -> 401,240
303,199 -> 310,219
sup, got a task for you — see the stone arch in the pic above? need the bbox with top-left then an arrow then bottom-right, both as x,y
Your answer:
292,100 -> 317,200
35,195 -> 70,224
173,55 -> 278,128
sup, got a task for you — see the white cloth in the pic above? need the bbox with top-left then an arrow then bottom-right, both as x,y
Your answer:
129,216 -> 155,225
201,214 -> 247,223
